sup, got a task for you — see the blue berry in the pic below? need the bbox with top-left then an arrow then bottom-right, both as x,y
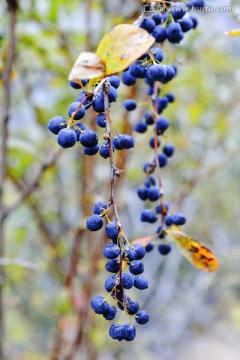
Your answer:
106,221 -> 119,241
172,213 -> 187,225
48,116 -> 66,134
144,176 -> 156,187
127,244 -> 146,261
125,297 -> 139,315
123,99 -> 137,111
129,260 -> 144,275
171,2 -> 187,20
153,13 -> 163,24
92,94 -> 105,113
166,93 -> 175,102
129,61 -> 146,78
86,215 -> 104,231
147,64 -> 166,82
134,121 -> 148,133
120,134 -> 135,149
179,17 -> 194,33
76,91 -> 92,109
105,259 -> 120,273
108,86 -> 118,102
122,70 -> 137,86
156,226 -> 165,239
134,276 -> 149,290
90,296 -> 109,314
140,18 -> 156,33
74,123 -> 86,140
147,85 -> 154,96
147,47 -> 164,62
156,201 -> 169,214
135,311 -> 150,325
103,306 -> 117,321
158,244 -> 172,255
96,113 -> 106,128
156,117 -> 170,134
189,15 -> 198,29
109,75 -> 121,89
100,141 -> 114,159
140,209 -> 158,223
149,137 -> 160,149
122,272 -> 134,289
144,111 -> 155,125
57,129 -> 77,148
187,0 -> 205,8
158,153 -> 168,168
80,129 -> 98,148
109,324 -> 126,341
105,275 -> 117,292
163,143 -> 175,157
113,136 -> 123,150
147,186 -> 160,202
93,201 -> 108,215
124,324 -> 136,341
83,144 -> 99,156
103,243 -> 120,259
152,25 -> 167,42
68,102 -> 86,120
137,186 -> 148,201
166,22 -> 184,44
165,215 -> 173,226
145,242 -> 154,252
163,65 -> 176,82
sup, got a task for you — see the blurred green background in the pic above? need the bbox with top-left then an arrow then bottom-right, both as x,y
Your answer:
0,0 -> 240,359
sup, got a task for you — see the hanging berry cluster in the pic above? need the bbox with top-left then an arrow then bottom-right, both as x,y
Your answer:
48,0 -> 213,342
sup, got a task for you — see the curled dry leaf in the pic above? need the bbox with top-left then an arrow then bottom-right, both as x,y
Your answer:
132,234 -> 158,247
68,51 -> 106,82
166,226 -> 218,272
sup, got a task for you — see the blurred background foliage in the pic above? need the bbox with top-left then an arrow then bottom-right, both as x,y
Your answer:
0,0 -> 240,359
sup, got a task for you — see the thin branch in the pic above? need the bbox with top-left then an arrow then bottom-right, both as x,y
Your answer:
2,148 -> 63,220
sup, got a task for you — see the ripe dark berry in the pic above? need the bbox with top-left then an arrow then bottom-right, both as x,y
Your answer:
179,17 -> 194,33
103,306 -> 117,321
92,95 -> 105,113
93,201 -> 108,215
189,15 -> 198,29
166,22 -> 184,44
134,276 -> 149,290
124,324 -> 136,341
80,129 -> 98,148
100,141 -> 114,159
96,113 -> 106,128
103,243 -> 120,259
156,201 -> 169,214
86,215 -> 104,231
144,111 -> 154,125
134,121 -> 148,133
120,134 -> 135,149
147,186 -> 160,202
129,61 -> 146,78
140,18 -> 156,33
137,186 -> 148,201
163,65 -> 176,82
140,209 -> 158,223
123,99 -> 137,111
106,221 -> 119,241
171,2 -> 187,20
83,145 -> 99,156
143,162 -> 155,174
127,244 -> 146,261
163,143 -> 175,157
112,136 -> 123,150
125,297 -> 139,315
135,311 -> 150,325
155,117 -> 170,134
90,296 -> 109,314
129,260 -> 144,275
144,176 -> 156,187
166,93 -> 175,102
109,324 -> 126,341
75,123 -> 86,140
57,129 -> 77,148
105,259 -> 120,273
122,70 -> 137,86
147,47 -> 164,62
153,13 -> 163,25
145,242 -> 154,252
157,153 -> 168,168
147,64 -> 166,82
105,275 -> 117,292
165,215 -> 173,226
122,272 -> 134,289
108,86 -> 118,102
152,25 -> 167,42
172,213 -> 187,226
158,244 -> 172,255
48,116 -> 66,134
68,102 -> 86,120
109,75 -> 120,89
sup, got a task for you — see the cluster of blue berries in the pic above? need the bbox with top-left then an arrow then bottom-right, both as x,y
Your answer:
88,202 -> 150,341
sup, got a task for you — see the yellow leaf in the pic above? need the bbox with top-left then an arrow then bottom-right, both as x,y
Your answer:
68,51 -> 106,82
226,29 -> 240,36
166,226 -> 218,272
96,24 -> 155,75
